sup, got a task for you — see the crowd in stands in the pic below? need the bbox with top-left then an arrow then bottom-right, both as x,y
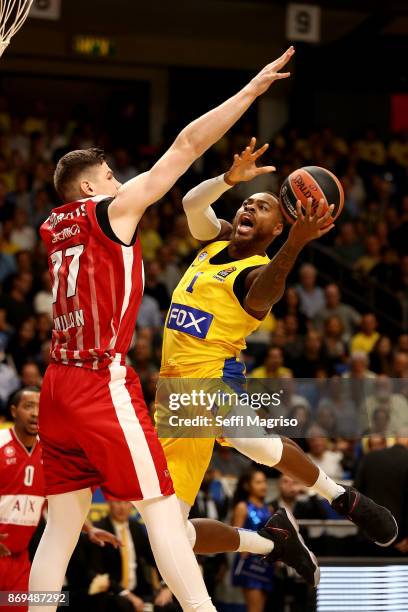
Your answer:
0,94 -> 407,609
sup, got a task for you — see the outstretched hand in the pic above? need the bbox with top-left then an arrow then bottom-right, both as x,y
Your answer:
224,137 -> 276,185
289,198 -> 335,246
87,526 -> 121,548
248,46 -> 295,96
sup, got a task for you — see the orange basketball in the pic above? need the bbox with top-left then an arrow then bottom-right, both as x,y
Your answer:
279,166 -> 344,227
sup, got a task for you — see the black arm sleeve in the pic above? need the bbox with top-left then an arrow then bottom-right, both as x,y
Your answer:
95,198 -> 138,247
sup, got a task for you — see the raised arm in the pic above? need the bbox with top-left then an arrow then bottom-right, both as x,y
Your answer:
108,47 -> 295,244
244,199 -> 335,315
183,136 -> 276,242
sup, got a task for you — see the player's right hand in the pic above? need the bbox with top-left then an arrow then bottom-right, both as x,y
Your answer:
290,198 -> 335,245
248,46 -> 295,96
0,533 -> 10,557
224,137 -> 276,185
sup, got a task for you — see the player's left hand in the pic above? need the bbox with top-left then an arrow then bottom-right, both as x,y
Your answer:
87,526 -> 121,548
290,198 -> 335,245
224,137 -> 276,185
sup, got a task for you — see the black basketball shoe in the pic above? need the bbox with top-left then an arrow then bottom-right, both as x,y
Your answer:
258,507 -> 320,587
331,486 -> 398,547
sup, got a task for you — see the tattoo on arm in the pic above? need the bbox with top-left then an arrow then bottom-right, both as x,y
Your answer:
245,241 -> 302,312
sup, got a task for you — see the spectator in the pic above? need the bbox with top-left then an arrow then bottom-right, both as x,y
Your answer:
10,208 -> 36,251
333,222 -> 364,265
342,352 -> 376,380
139,209 -> 163,261
354,235 -> 382,274
350,313 -> 380,354
306,427 -> 344,480
144,261 -> 170,313
295,263 -> 325,319
322,316 -> 348,373
0,350 -> 20,412
33,269 -> 53,317
137,294 -> 162,331
156,245 -> 182,296
292,331 -> 325,378
7,317 -> 38,373
314,283 -> 361,341
273,286 -> 307,332
249,346 -> 292,379
392,351 -> 408,378
20,362 -> 43,388
0,272 -> 33,330
354,431 -> 408,556
369,336 -> 393,375
231,469 -> 274,612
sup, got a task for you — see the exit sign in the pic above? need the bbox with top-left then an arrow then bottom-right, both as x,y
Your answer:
73,36 -> 116,58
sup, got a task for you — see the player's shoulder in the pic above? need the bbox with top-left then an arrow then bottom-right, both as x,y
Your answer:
0,427 -> 13,449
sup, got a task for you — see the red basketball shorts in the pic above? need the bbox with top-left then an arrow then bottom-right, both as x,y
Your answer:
39,362 -> 174,501
0,549 -> 30,611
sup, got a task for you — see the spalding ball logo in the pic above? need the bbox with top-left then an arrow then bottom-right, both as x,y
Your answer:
4,445 -> 15,457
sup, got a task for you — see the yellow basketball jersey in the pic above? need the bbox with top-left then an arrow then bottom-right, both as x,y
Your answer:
160,240 -> 269,377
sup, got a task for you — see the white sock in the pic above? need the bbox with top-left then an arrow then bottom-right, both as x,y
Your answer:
311,468 -> 345,502
237,528 -> 274,554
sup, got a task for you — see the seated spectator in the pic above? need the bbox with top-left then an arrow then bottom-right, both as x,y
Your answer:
357,128 -> 386,167
0,350 -> 20,413
291,330 -> 326,378
370,247 -> 400,290
137,294 -> 162,331
144,261 -> 170,313
397,334 -> 408,353
33,269 -> 53,317
282,313 -> 303,361
391,351 -> 408,378
128,336 -> 157,386
67,501 -> 178,612
10,208 -> 36,251
316,405 -> 339,438
342,352 -> 376,380
333,222 -> 364,265
369,336 -> 393,375
139,209 -> 163,261
350,313 -> 380,354
7,317 -> 39,373
314,283 -> 361,341
20,361 -> 43,388
270,474 -> 326,522
0,272 -> 34,329
0,306 -> 12,352
322,315 -> 348,373
249,346 -> 292,379
295,263 -> 325,319
353,235 -> 381,274
156,245 -> 182,296
306,426 -> 344,480
272,286 -> 307,332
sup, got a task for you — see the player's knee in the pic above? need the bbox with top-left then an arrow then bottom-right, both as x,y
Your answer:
227,436 -> 283,467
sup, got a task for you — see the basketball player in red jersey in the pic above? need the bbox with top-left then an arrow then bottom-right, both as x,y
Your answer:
0,388 -> 121,612
29,48 -> 296,612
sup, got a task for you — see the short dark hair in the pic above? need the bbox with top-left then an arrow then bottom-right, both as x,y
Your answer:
10,386 -> 41,409
54,147 -> 105,200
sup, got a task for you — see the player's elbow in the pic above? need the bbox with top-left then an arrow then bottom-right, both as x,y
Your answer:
174,131 -> 201,164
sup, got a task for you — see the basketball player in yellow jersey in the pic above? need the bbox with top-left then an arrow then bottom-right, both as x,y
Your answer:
156,138 -> 398,587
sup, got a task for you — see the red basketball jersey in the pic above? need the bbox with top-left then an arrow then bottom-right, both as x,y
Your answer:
40,196 -> 144,369
0,428 -> 45,554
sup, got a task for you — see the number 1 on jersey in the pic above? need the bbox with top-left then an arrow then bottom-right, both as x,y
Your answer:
186,272 -> 202,294
51,244 -> 84,303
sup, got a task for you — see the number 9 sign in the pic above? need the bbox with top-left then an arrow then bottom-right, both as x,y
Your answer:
286,4 -> 321,43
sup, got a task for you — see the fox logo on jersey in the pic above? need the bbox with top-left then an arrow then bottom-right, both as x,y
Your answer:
166,303 -> 213,339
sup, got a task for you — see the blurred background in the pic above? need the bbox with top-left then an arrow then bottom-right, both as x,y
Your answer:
0,1 -> 407,611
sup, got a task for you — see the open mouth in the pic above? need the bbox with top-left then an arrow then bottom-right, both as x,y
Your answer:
237,213 -> 255,234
